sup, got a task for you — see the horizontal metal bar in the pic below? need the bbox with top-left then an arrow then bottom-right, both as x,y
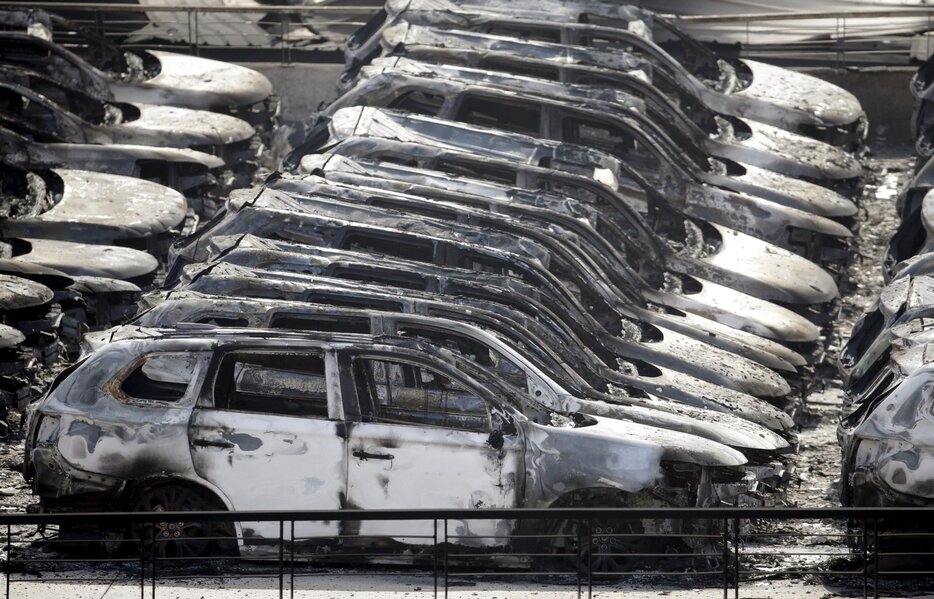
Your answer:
0,2 -> 381,14
678,8 -> 934,23
14,506 -> 934,525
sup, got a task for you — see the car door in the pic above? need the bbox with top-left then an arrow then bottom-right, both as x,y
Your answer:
189,348 -> 347,542
341,350 -> 523,546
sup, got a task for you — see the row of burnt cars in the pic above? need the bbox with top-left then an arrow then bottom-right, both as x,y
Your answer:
0,8 -> 276,415
23,0 -> 869,563
837,54 -> 934,510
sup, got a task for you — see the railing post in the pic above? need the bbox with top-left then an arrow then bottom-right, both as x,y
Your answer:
873,518 -> 879,599
443,518 -> 448,599
586,518 -> 593,599
139,523 -> 145,599
187,9 -> 194,56
278,520 -> 284,599
290,521 -> 295,599
5,523 -> 10,599
433,518 -> 438,599
722,518 -> 729,599
862,516 -> 868,599
193,9 -> 200,57
733,517 -> 740,599
151,523 -> 157,599
576,517 -> 582,599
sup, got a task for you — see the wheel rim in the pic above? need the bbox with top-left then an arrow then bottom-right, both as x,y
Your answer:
588,520 -> 648,573
136,485 -> 213,559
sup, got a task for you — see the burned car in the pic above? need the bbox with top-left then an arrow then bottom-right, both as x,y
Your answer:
885,167 -> 934,281
348,53 -> 862,197
7,237 -> 158,284
0,12 -> 275,126
162,247 -> 794,431
0,160 -> 187,252
258,170 -> 818,344
839,342 -> 934,508
345,0 -> 867,147
25,326 -> 749,562
0,77 -> 257,158
0,125 -> 226,207
166,185 -> 794,399
309,87 -> 854,256
288,106 -> 849,277
840,274 -> 934,392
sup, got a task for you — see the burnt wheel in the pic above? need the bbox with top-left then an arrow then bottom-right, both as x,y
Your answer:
541,516 -> 654,574
134,484 -> 236,559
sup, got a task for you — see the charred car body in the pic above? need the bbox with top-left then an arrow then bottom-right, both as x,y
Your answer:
26,326 -> 754,561
345,0 -> 867,147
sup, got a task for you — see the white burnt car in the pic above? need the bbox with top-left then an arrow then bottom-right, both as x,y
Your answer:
25,327 -> 744,562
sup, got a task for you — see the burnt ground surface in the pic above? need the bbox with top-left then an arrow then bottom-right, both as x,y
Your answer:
0,143 -> 919,595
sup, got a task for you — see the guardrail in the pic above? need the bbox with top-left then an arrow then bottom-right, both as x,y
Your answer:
3,506 -> 934,598
0,2 -> 385,63
3,2 -> 934,66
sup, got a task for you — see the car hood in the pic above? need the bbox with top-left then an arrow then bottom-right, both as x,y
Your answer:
112,104 -> 255,147
722,58 -> 865,129
525,413 -> 747,474
13,238 -> 158,281
0,169 -> 186,243
110,50 -> 273,109
702,223 -> 839,305
0,273 -> 54,310
853,362 -> 934,448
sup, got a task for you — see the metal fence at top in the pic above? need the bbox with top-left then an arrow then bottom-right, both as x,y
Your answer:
0,2 -> 385,63
3,3 -> 934,66
2,506 -> 934,598
676,9 -> 934,68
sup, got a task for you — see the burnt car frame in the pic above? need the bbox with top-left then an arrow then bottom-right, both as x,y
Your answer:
264,169 -> 818,344
345,0 -> 867,147
133,288 -> 791,448
0,160 -> 187,252
167,184 -> 795,399
313,85 -> 854,255
0,125 -> 226,206
351,51 -> 862,196
298,153 -> 821,343
286,106 -> 845,294
25,327 -> 747,563
163,239 -> 793,431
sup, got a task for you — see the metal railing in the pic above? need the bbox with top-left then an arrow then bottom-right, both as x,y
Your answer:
675,9 -> 934,67
3,506 -> 934,598
3,3 -> 934,66
0,2 -> 384,63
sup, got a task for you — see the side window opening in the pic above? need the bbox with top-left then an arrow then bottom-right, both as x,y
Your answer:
195,315 -> 249,327
479,57 -> 560,81
304,292 -> 404,312
269,313 -> 371,334
399,325 -> 529,393
456,94 -> 542,137
485,23 -> 561,44
564,116 -> 662,172
387,90 -> 445,116
368,197 -> 457,221
435,158 -> 517,185
329,265 -> 429,291
352,358 -> 490,432
120,353 -> 198,403
213,352 -> 329,418
342,232 -> 434,262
